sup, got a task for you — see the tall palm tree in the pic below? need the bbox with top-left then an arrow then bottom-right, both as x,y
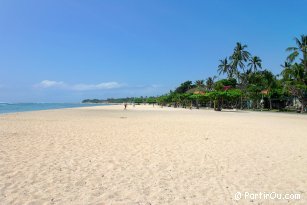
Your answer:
229,42 -> 251,109
286,35 -> 307,72
218,57 -> 233,78
248,56 -> 262,72
230,42 -> 251,74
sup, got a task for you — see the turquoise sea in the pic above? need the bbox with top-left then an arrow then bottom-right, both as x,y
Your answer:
0,103 -> 107,114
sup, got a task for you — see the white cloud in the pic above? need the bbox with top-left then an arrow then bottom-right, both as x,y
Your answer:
36,80 -> 123,91
72,82 -> 122,91
38,80 -> 65,88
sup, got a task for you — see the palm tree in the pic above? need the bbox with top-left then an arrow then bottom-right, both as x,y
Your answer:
284,35 -> 307,113
248,56 -> 262,72
229,42 -> 251,109
281,61 -> 292,70
236,71 -> 251,109
218,57 -> 232,78
281,63 -> 306,113
195,80 -> 204,87
205,76 -> 217,108
230,42 -> 251,75
286,35 -> 307,72
261,70 -> 276,110
205,76 -> 216,91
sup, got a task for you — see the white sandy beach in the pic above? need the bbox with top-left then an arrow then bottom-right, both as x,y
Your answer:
0,105 -> 306,205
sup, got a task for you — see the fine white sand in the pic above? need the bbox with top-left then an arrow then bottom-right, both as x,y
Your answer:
0,105 -> 306,205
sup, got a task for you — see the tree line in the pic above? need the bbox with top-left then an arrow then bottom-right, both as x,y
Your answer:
83,35 -> 306,113
156,35 -> 306,113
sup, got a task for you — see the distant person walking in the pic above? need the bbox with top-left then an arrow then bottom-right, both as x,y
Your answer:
124,103 -> 127,110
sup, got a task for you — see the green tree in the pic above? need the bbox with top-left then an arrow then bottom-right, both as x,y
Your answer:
225,89 -> 242,104
281,61 -> 292,70
206,91 -> 220,110
218,57 -> 233,78
215,78 -> 237,87
146,97 -> 157,104
195,80 -> 204,87
230,42 -> 251,76
286,35 -> 307,72
213,81 -> 225,109
281,63 -> 306,113
229,42 -> 251,109
261,70 -> 277,110
134,98 -> 144,104
175,81 -> 194,93
248,56 -> 262,72
205,76 -> 216,91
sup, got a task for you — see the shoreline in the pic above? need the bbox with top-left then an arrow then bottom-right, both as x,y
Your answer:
0,103 -> 111,115
1,103 -> 306,117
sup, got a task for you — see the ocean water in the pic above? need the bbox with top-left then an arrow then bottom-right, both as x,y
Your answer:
0,103 -> 107,114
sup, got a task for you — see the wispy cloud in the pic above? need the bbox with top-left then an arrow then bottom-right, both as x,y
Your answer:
35,80 -> 123,91
72,82 -> 122,91
39,80 -> 65,88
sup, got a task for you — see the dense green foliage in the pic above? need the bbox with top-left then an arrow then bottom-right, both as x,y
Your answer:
82,96 -> 157,104
82,99 -> 106,103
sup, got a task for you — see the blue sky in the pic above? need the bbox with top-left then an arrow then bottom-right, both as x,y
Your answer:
0,0 -> 306,102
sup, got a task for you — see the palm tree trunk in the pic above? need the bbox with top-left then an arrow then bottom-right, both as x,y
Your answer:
269,97 -> 272,110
